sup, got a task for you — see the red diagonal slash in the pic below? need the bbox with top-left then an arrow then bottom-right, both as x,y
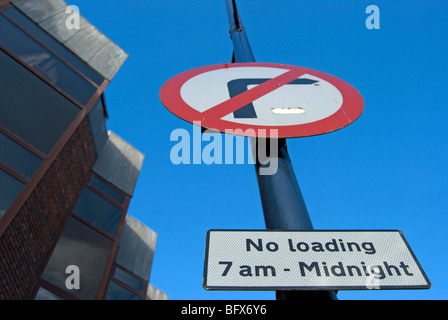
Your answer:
201,68 -> 305,120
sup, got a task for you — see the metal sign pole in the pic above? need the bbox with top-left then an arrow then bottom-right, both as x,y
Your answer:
224,0 -> 337,300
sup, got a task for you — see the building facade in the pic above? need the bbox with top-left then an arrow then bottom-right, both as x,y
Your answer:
0,0 -> 166,300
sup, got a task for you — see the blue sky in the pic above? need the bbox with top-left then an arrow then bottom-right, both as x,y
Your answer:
71,0 -> 447,300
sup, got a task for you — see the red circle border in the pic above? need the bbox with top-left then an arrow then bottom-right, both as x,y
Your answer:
160,63 -> 364,138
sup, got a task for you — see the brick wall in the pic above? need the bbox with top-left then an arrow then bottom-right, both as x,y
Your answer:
0,0 -> 11,9
0,118 -> 97,299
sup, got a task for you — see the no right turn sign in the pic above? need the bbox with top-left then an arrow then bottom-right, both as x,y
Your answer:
160,62 -> 364,138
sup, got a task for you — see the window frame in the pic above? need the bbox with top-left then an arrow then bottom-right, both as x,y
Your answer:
108,264 -> 148,299
0,4 -> 131,300
29,172 -> 133,300
87,174 -> 127,207
0,8 -> 103,89
0,18 -> 110,233
40,215 -> 116,300
0,167 -> 25,219
104,278 -> 143,300
72,188 -> 123,237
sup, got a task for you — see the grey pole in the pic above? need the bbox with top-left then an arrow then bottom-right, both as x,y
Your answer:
224,0 -> 337,300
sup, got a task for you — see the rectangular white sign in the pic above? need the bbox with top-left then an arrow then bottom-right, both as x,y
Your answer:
203,230 -> 430,291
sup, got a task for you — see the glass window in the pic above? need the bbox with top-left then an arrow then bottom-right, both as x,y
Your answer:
0,131 -> 42,179
41,217 -> 113,300
113,267 -> 144,292
2,7 -> 104,85
105,282 -> 142,300
87,97 -> 108,154
0,16 -> 97,105
0,168 -> 24,219
73,188 -> 123,236
89,176 -> 126,205
34,287 -> 63,300
0,49 -> 80,156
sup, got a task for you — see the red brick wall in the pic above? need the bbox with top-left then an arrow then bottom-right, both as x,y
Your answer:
0,118 -> 97,299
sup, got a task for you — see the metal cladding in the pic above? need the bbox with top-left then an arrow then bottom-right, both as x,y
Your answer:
12,0 -> 128,81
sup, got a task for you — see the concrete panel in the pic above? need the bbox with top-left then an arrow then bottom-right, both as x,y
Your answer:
116,215 -> 157,281
13,0 -> 66,23
88,41 -> 128,81
92,131 -> 144,196
146,284 -> 168,300
64,25 -> 109,62
12,0 -> 128,81
38,10 -> 89,43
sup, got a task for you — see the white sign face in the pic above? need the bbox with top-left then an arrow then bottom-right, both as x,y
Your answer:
160,63 -> 364,138
203,230 -> 430,291
180,68 -> 342,126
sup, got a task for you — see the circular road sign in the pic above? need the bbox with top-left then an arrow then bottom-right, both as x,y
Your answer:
160,62 -> 364,138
